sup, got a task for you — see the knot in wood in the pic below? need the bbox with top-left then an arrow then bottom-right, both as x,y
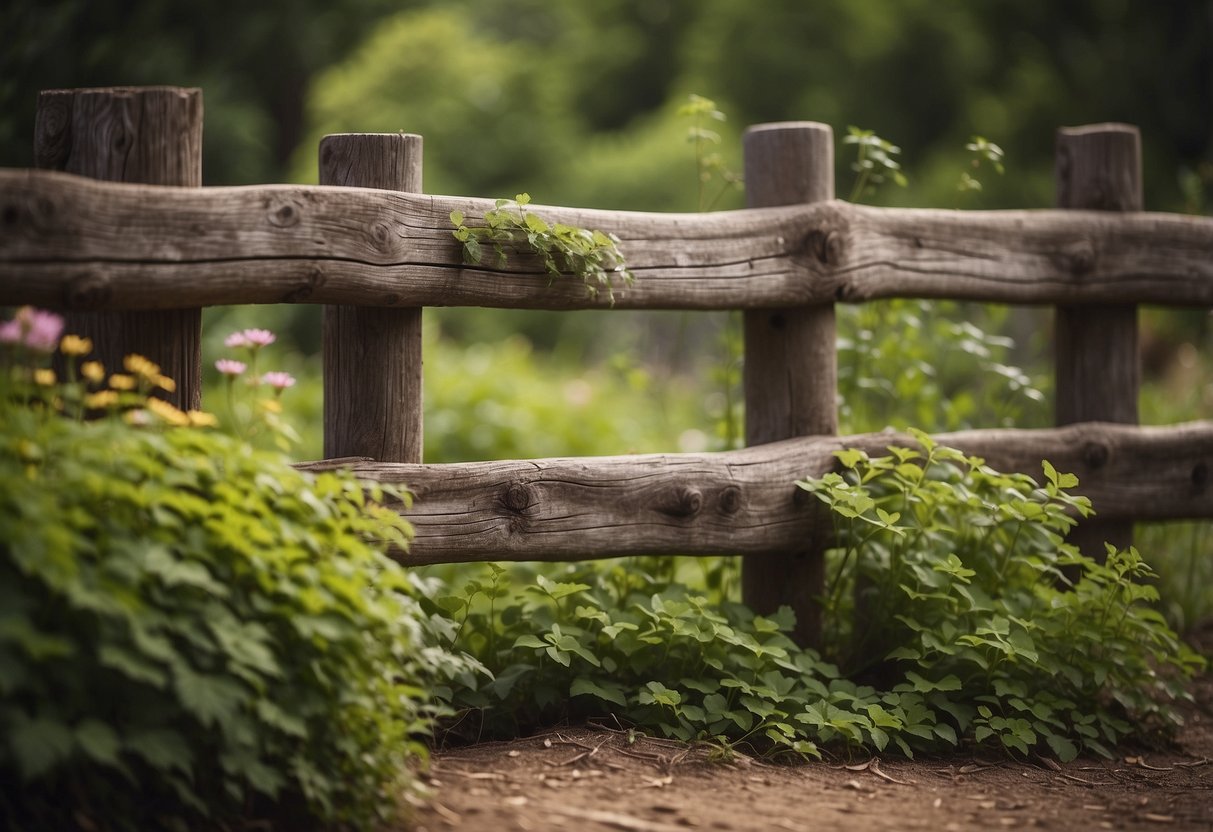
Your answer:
1,203 -> 18,227
266,198 -> 302,228
66,271 -> 111,309
658,486 -> 703,518
1081,441 -> 1108,470
501,481 -> 535,514
283,265 -> 326,303
368,221 -> 393,251
1067,242 -> 1096,275
803,229 -> 843,267
718,485 -> 743,515
1193,461 -> 1209,492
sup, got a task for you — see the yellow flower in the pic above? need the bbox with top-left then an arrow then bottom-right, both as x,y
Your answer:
34,368 -> 56,386
84,390 -> 120,410
187,409 -> 219,428
60,334 -> 93,356
124,355 -> 178,392
123,354 -> 162,379
259,398 -> 283,414
146,397 -> 191,427
80,361 -> 105,383
109,374 -> 136,391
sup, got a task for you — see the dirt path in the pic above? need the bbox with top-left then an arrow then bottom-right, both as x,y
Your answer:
409,671 -> 1213,832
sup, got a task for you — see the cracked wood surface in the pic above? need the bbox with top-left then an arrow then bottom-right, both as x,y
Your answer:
298,421 -> 1213,564
3,169 -> 1213,310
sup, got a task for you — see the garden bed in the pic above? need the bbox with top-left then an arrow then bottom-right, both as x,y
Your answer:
409,628 -> 1213,832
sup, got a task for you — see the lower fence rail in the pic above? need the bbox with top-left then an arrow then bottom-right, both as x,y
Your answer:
298,420 -> 1213,565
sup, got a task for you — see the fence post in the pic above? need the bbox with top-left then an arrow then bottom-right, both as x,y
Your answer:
320,133 -> 424,463
1054,124 -> 1142,559
741,122 -> 837,647
34,86 -> 203,409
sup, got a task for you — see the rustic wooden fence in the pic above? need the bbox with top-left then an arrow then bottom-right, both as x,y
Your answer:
3,86 -> 1212,645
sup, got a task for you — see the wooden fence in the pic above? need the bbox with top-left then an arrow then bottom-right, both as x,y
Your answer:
3,86 -> 1212,646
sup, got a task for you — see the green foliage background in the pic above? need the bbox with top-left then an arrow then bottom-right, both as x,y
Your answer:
3,0 -> 1209,212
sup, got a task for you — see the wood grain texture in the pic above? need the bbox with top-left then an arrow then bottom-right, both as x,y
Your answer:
33,88 -> 203,410
297,421 -> 1213,565
320,133 -> 423,462
1055,124 -> 1143,557
741,122 -> 836,645
3,169 -> 1213,311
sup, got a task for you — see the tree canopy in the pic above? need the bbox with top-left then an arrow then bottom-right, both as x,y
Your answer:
4,0 -> 1208,212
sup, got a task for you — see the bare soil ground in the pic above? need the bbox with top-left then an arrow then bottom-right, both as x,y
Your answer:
408,645 -> 1213,832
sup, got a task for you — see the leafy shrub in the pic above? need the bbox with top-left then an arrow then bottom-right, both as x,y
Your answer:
416,435 -> 1202,763
0,316 -> 461,831
799,431 -> 1205,758
837,299 -> 1048,433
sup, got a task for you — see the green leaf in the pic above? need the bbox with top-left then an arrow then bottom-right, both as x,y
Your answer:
11,716 -> 74,780
173,665 -> 246,729
75,719 -> 121,767
1046,734 -> 1078,763
835,449 -> 867,469
449,210 -> 464,226
571,677 -> 628,707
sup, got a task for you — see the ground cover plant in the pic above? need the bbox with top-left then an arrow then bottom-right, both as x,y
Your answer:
0,312 -> 476,831
416,433 -> 1203,763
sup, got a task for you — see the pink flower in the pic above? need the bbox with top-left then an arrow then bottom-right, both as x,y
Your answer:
215,359 -> 247,376
260,371 -> 296,390
0,307 -> 64,352
224,328 -> 276,349
241,328 -> 276,348
0,318 -> 21,345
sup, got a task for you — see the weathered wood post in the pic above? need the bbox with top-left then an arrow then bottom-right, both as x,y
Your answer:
34,86 -> 203,409
741,122 -> 837,647
1054,123 -> 1142,558
320,133 -> 424,462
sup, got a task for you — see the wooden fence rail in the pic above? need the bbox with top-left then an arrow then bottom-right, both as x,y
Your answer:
3,87 -> 1211,646
3,171 -> 1213,310
300,421 -> 1213,565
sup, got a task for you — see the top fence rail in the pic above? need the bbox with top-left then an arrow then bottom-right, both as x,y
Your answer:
2,169 -> 1213,311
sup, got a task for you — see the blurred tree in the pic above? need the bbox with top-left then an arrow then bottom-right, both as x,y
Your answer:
0,0 -> 406,184
292,6 -> 578,197
678,0 -> 1211,210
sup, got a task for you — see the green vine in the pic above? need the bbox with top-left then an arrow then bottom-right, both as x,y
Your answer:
844,126 -> 908,202
451,193 -> 634,304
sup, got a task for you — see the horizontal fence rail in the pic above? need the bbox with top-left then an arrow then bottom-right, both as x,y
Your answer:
298,421 -> 1213,565
3,169 -> 1213,310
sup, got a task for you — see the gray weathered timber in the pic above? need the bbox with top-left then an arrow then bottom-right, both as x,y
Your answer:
1055,124 -> 1142,559
742,122 -> 836,646
297,421 -> 1213,565
3,169 -> 1213,310
33,88 -> 203,409
320,133 -> 423,463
